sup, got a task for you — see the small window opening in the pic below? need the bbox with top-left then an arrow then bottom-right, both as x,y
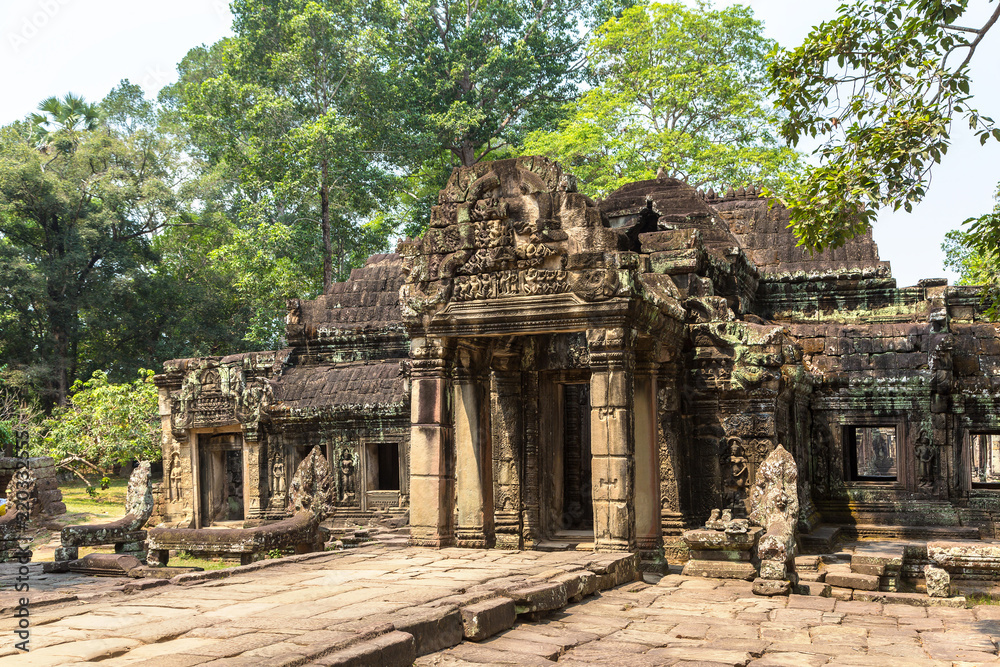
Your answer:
971,433 -> 1000,488
847,426 -> 897,481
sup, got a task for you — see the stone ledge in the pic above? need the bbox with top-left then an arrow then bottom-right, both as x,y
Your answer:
852,590 -> 967,607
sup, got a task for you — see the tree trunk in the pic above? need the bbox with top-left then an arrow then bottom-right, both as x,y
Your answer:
459,139 -> 476,167
320,160 -> 332,293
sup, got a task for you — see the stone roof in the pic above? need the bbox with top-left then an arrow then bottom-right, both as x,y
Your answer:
600,178 -> 741,254
710,195 -> 890,278
271,359 -> 406,412
288,254 -> 404,335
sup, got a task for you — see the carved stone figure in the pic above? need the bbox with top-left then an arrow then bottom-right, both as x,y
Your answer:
168,452 -> 182,501
272,460 -> 286,496
749,444 -> 799,591
288,447 -> 335,520
338,448 -> 356,504
915,430 -> 936,488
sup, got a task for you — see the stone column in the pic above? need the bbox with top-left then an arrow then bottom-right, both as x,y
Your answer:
491,349 -> 523,549
409,337 -> 455,547
243,429 -> 264,520
588,327 -> 636,552
634,359 -> 662,553
454,346 -> 493,548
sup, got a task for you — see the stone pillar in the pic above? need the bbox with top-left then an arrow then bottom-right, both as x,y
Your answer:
243,429 -> 263,520
491,350 -> 523,549
588,327 -> 636,552
454,346 -> 493,548
634,360 -> 661,553
409,337 -> 455,547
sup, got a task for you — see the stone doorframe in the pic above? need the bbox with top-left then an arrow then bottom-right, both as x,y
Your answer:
189,426 -> 248,529
408,325 -> 665,553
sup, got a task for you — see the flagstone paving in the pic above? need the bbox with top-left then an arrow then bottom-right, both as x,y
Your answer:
2,545 -> 1000,665
419,574 -> 1000,666
0,545 -> 634,666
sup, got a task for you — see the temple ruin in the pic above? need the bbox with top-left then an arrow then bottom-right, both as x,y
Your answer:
153,156 -> 1000,561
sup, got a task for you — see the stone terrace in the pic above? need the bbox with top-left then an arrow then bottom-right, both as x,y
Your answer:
3,545 -> 1000,665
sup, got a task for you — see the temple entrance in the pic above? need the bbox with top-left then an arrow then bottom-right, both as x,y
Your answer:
199,433 -> 244,525
560,383 -> 593,532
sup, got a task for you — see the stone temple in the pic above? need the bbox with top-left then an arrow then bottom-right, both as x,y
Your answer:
152,156 -> 1000,560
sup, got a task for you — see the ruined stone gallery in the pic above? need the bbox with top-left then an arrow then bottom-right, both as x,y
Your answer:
153,156 -> 1000,557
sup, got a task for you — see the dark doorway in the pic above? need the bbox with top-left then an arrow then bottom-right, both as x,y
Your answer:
199,433 -> 244,525
561,383 -> 593,530
377,441 -> 401,490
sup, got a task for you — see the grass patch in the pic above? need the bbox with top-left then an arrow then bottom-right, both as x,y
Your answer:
966,594 -> 1000,606
60,476 -> 129,517
169,552 -> 243,571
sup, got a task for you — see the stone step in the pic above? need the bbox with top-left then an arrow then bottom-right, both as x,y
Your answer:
799,524 -> 843,554
839,524 -> 981,541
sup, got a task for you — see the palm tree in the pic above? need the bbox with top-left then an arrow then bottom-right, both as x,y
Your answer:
29,93 -> 101,155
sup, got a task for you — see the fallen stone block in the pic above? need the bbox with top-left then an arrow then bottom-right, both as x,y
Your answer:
122,578 -> 170,594
510,582 -> 567,615
392,605 -> 463,656
825,571 -> 879,591
682,559 -> 757,581
928,540 -> 1000,574
461,597 -> 516,641
68,553 -> 143,577
552,570 -> 594,601
924,564 -> 951,598
314,630 -> 415,667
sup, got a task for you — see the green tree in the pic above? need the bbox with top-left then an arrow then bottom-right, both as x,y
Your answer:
397,0 -> 620,168
177,0 -> 400,293
768,0 -> 1000,250
41,369 -> 160,478
0,84 -> 185,407
943,184 -> 1000,314
524,1 -> 801,197
29,92 -> 101,154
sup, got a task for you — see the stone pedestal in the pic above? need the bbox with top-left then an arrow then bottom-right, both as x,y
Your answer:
681,527 -> 762,580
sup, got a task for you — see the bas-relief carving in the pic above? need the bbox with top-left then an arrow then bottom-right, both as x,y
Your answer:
915,428 -> 936,488
337,448 -> 358,505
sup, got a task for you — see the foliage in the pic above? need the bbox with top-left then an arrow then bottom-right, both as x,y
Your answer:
768,0 -> 1000,251
41,369 -> 160,475
943,184 -> 1000,316
29,93 -> 101,153
176,0 -> 400,293
0,84 -> 187,407
396,0 -> 622,168
524,0 -> 802,197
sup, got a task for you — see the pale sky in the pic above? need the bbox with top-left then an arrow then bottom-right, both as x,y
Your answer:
2,0 -> 998,288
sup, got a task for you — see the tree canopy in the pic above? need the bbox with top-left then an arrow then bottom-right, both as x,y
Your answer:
523,0 -> 801,197
0,83 -> 185,407
768,0 -> 1000,251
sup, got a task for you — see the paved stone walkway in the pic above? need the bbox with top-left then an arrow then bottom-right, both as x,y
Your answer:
0,545 -> 634,666
421,574 -> 1000,666
2,546 -> 999,665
